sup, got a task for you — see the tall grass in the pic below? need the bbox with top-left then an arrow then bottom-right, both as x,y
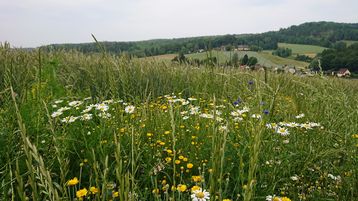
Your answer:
0,43 -> 357,200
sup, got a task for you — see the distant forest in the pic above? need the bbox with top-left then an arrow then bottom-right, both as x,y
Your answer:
42,21 -> 358,72
320,43 -> 358,72
43,22 -> 358,56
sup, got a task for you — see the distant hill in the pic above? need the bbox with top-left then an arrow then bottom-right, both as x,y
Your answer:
184,50 -> 309,68
42,21 -> 358,57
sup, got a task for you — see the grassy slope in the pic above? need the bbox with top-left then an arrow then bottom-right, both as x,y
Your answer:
278,43 -> 327,56
141,53 -> 177,62
186,50 -> 309,68
341,40 -> 358,46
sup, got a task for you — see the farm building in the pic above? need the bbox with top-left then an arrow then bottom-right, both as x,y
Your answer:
237,45 -> 250,51
336,68 -> 351,77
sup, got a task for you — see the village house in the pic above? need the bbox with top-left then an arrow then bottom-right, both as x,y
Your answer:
336,68 -> 351,77
237,45 -> 250,51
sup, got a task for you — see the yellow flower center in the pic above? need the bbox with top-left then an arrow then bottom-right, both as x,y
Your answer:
196,192 -> 205,198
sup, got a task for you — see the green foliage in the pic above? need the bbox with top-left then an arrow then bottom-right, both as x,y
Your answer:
41,22 -> 358,57
295,54 -> 313,62
241,54 -> 249,65
247,56 -> 258,66
272,48 -> 292,58
309,59 -> 320,71
231,52 -> 239,67
320,43 -> 358,72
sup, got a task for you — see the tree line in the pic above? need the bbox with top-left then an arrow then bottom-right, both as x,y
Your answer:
42,22 -> 358,57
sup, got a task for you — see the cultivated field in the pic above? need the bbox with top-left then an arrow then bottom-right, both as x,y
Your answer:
186,50 -> 308,68
0,44 -> 357,201
277,43 -> 327,57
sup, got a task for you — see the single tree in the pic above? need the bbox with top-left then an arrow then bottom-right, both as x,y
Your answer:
248,56 -> 258,66
232,52 -> 239,67
241,54 -> 249,65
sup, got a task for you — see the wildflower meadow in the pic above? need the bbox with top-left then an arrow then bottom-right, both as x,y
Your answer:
0,43 -> 357,200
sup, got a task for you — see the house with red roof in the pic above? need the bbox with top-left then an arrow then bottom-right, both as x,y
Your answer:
336,68 -> 351,77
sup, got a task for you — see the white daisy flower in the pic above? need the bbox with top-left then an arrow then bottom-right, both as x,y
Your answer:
300,123 -> 312,129
82,105 -> 94,113
51,111 -> 63,118
81,113 -> 93,121
190,106 -> 200,115
182,100 -> 190,105
191,188 -> 210,201
57,106 -> 71,112
98,112 -> 112,119
54,100 -> 63,104
219,125 -> 228,132
103,99 -> 114,104
276,127 -> 289,136
308,122 -> 320,127
286,122 -> 299,128
188,97 -> 197,101
295,113 -> 305,119
180,111 -> 188,115
230,111 -> 239,117
266,195 -> 273,201
233,117 -> 243,122
68,101 -> 83,107
251,114 -> 262,119
61,116 -> 78,123
125,105 -> 135,114
216,117 -> 223,122
283,139 -> 290,144
290,175 -> 299,181
199,113 -> 214,119
95,103 -> 109,112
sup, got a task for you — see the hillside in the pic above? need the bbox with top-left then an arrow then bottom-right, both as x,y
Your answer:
277,43 -> 327,57
185,50 -> 308,68
42,21 -> 358,57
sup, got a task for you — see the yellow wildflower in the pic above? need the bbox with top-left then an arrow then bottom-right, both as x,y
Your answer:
177,184 -> 187,192
187,163 -> 193,169
281,197 -> 291,201
192,175 -> 202,182
112,191 -> 119,197
76,188 -> 88,198
90,186 -> 99,194
152,188 -> 159,194
191,185 -> 201,192
67,177 -> 79,186
273,197 -> 281,201
165,157 -> 172,163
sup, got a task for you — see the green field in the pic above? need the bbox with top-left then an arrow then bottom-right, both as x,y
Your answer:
186,50 -> 309,68
341,40 -> 358,46
278,43 -> 327,56
0,44 -> 357,201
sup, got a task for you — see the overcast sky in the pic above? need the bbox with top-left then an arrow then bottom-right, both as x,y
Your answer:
0,0 -> 357,47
